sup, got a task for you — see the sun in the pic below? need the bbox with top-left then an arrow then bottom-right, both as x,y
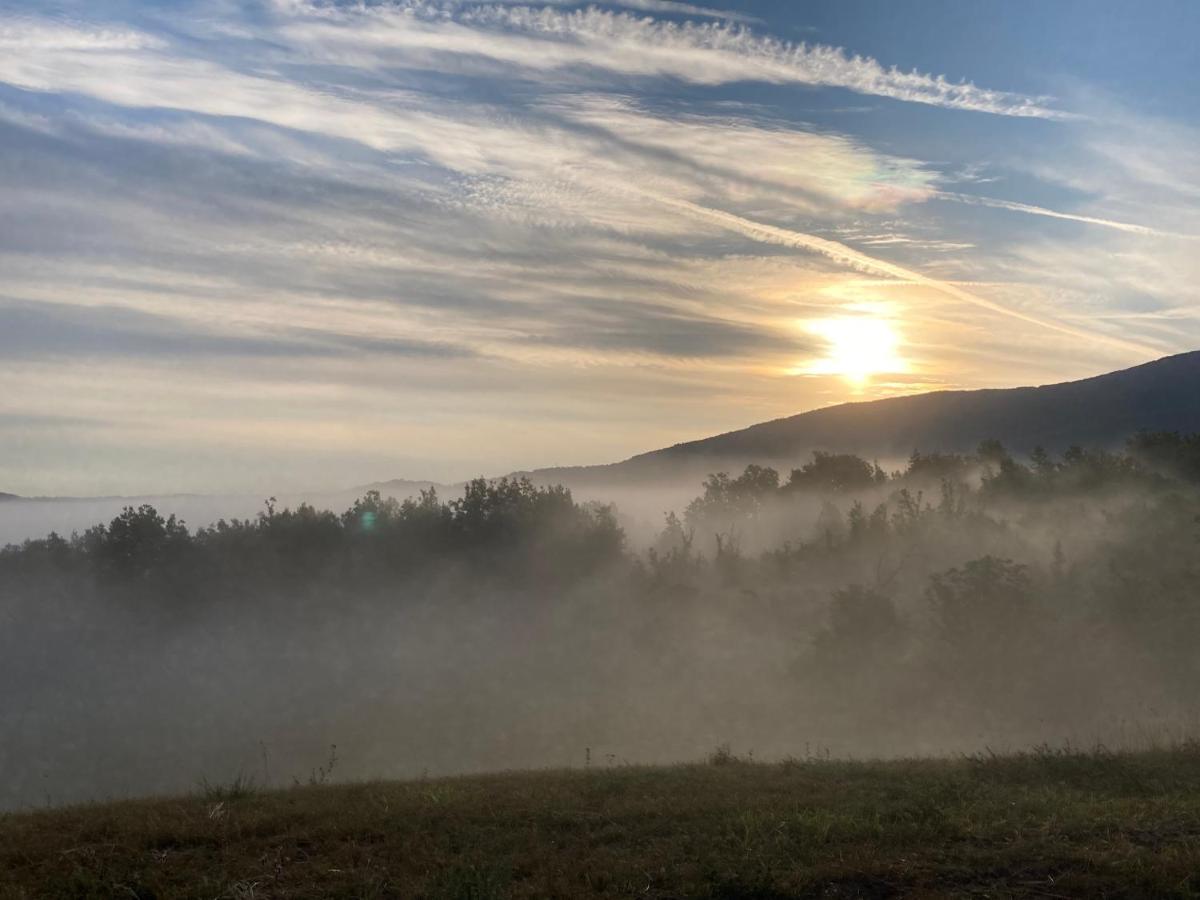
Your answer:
803,317 -> 906,387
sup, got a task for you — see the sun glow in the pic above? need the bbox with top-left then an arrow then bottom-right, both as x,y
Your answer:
803,317 -> 906,386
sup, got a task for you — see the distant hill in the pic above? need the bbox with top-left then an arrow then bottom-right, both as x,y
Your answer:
355,478 -> 451,496
520,350 -> 1200,487
0,492 -> 18,502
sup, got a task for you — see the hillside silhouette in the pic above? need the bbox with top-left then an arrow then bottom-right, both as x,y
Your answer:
521,351 -> 1200,487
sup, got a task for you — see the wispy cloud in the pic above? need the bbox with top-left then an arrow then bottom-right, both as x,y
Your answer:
938,191 -> 1195,239
463,0 -> 761,23
276,1 -> 1072,118
647,193 -> 1163,357
0,18 -> 157,51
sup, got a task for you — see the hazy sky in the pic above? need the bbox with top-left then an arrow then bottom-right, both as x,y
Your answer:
2,0 -> 1198,495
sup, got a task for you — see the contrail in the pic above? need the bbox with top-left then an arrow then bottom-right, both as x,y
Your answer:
649,193 -> 1161,358
938,191 -> 1193,239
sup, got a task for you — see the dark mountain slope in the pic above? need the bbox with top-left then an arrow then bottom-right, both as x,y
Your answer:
524,351 -> 1200,486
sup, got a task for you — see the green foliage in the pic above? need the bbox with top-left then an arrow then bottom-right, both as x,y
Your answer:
927,556 -> 1033,645
707,743 -> 739,766
1129,430 -> 1200,482
10,748 -> 1200,898
0,477 -> 625,599
196,773 -> 258,803
684,464 -> 779,528
845,499 -> 889,543
296,745 -> 339,787
904,450 -> 970,483
671,435 -> 1200,556
82,504 -> 191,580
816,585 -> 904,660
786,451 -> 884,493
642,512 -> 701,598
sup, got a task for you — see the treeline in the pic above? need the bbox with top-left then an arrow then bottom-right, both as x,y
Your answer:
4,432 -> 1200,599
655,431 -> 1199,563
685,430 -> 1200,528
4,432 -> 1200,794
0,478 -> 623,599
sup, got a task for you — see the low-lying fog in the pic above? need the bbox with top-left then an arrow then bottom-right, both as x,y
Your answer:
0,479 -> 709,550
3,440 -> 1199,810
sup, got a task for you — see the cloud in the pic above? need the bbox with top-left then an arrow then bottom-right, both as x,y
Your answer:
462,0 -> 760,23
938,95 -> 1200,363
0,12 -> 1050,237
0,21 -> 439,155
0,18 -> 157,51
644,193 -> 1164,358
275,2 -> 1071,118
589,0 -> 757,21
546,95 -> 935,212
0,412 -> 99,431
0,299 -> 473,361
938,191 -> 1196,240
524,295 -> 806,358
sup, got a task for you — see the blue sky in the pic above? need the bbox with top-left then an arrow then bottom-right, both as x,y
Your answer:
1,0 -> 1197,494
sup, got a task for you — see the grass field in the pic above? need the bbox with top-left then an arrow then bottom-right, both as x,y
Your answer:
6,745 -> 1200,898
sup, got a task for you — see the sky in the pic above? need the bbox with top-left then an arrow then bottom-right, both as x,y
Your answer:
1,0 -> 1198,495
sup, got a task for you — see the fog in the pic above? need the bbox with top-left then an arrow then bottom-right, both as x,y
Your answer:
0,481 -> 696,552
3,436 -> 1200,810
0,490 -> 423,550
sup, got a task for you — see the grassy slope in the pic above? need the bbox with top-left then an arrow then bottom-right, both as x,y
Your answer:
5,748 -> 1200,899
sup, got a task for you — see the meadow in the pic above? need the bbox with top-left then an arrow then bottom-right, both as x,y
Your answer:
6,745 -> 1200,898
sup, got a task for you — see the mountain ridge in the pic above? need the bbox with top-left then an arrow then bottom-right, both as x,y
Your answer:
514,350 -> 1200,487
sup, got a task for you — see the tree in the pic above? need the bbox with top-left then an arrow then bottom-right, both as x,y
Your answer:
83,505 -> 190,580
905,450 -> 970,484
1128,430 -> 1200,483
786,451 -> 878,494
684,465 -> 780,529
927,556 -> 1032,645
814,585 -> 904,661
